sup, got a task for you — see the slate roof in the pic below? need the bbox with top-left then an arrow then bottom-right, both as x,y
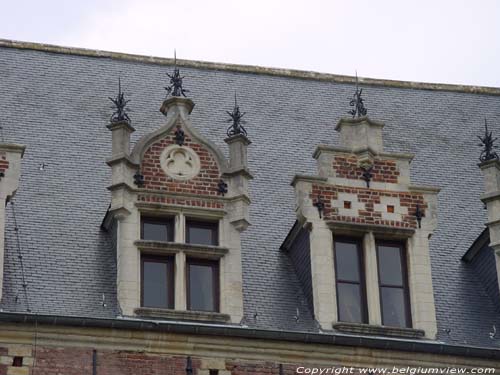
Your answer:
1,39 -> 500,348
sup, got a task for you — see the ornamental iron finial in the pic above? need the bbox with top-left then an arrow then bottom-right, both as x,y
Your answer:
133,170 -> 144,187
348,72 -> 367,118
313,195 -> 325,219
165,50 -> 189,98
217,179 -> 228,196
109,78 -> 131,123
226,93 -> 248,137
174,124 -> 185,146
361,165 -> 373,188
415,204 -> 423,229
478,119 -> 499,162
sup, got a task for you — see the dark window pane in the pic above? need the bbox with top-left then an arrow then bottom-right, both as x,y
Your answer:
142,218 -> 173,241
143,261 -> 170,308
380,287 -> 409,327
189,264 -> 216,311
337,283 -> 364,323
187,221 -> 218,246
377,245 -> 403,286
335,241 -> 361,282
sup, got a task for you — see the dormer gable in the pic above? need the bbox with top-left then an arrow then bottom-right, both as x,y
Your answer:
285,114 -> 440,339
105,91 -> 252,323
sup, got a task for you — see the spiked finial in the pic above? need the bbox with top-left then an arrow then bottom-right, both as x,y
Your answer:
478,119 -> 499,162
226,93 -> 248,137
108,77 -> 131,123
348,71 -> 368,118
165,50 -> 189,98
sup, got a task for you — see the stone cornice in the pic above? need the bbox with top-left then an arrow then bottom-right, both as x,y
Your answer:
334,116 -> 385,131
478,159 -> 500,170
2,39 -> 500,96
0,143 -> 26,157
326,221 -> 415,238
106,120 -> 135,133
106,153 -> 139,168
134,240 -> 229,259
480,190 -> 500,203
333,322 -> 425,339
1,313 -> 500,363
136,201 -> 226,218
290,174 -> 328,187
313,144 -> 414,162
409,185 -> 441,194
134,308 -> 230,323
224,134 -> 251,146
221,167 -> 253,179
160,96 -> 195,115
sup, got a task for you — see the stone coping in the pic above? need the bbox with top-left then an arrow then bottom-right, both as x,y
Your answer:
334,116 -> 385,131
2,38 -> 500,95
333,322 -> 425,339
134,308 -> 230,323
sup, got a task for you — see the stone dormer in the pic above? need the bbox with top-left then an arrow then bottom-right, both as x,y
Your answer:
0,143 -> 25,301
284,116 -> 439,339
104,96 -> 251,323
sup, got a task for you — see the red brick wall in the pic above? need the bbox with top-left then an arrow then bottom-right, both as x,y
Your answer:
141,128 -> 220,196
312,184 -> 425,229
333,155 -> 399,184
13,347 -> 305,375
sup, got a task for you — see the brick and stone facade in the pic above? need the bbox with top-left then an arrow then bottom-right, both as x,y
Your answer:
290,116 -> 439,338
104,96 -> 251,321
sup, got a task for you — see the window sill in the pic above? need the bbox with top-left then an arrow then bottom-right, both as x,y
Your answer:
134,240 -> 229,259
135,307 -> 230,323
333,322 -> 425,339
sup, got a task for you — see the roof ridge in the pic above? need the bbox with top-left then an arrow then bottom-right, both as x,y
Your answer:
1,38 -> 499,96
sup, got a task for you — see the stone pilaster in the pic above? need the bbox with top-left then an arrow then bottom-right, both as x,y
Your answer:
479,159 -> 500,291
223,134 -> 252,232
0,143 -> 25,301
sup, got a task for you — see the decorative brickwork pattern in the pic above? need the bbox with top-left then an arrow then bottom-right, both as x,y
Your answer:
312,184 -> 425,229
138,194 -> 224,209
141,128 -> 220,196
333,155 -> 399,184
0,153 -> 9,176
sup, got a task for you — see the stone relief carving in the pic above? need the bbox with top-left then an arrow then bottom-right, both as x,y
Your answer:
160,144 -> 200,180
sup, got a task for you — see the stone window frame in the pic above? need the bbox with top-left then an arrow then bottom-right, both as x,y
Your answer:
135,209 -> 230,322
327,225 -> 426,339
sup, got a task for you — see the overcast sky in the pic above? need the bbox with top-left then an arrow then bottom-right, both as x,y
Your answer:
1,0 -> 499,87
